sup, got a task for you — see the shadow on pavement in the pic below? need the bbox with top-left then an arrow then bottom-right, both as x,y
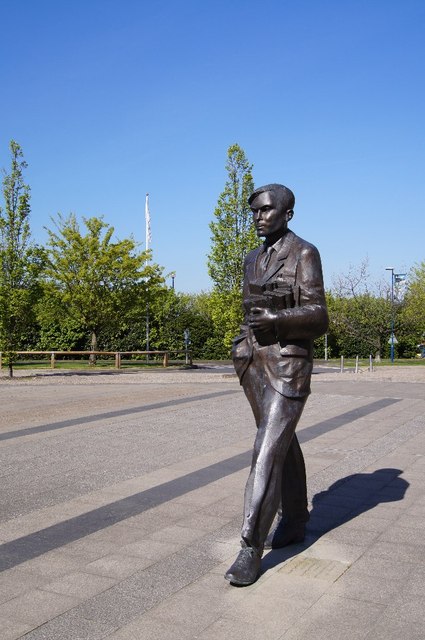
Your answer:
262,467 -> 409,575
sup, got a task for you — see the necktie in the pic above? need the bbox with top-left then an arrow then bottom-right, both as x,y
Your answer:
261,246 -> 273,273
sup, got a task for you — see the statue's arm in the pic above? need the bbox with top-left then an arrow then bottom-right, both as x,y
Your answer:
274,245 -> 329,341
232,254 -> 253,344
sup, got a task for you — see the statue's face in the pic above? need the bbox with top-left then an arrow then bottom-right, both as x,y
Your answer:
250,191 -> 292,239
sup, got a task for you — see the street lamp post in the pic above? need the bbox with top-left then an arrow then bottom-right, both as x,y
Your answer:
385,268 -> 406,364
386,267 -> 395,363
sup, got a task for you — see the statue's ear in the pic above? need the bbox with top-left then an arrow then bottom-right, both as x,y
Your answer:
286,209 -> 294,221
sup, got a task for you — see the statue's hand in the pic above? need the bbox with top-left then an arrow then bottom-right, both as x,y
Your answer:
248,307 -> 277,333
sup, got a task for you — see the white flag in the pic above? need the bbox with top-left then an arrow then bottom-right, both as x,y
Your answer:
145,193 -> 152,249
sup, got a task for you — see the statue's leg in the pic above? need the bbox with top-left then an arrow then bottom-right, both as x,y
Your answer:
281,434 -> 309,525
240,387 -> 306,553
263,433 -> 309,549
240,362 -> 264,428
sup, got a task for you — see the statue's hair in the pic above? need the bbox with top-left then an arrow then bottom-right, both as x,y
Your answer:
248,183 -> 295,211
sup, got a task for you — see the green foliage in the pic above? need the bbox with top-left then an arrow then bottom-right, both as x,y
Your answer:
394,333 -> 420,359
0,141 -> 43,376
152,290 -> 215,358
207,144 -> 259,292
402,261 -> 425,340
35,314 -> 88,351
205,289 -> 244,358
2,138 -> 422,366
326,260 -> 395,358
327,292 -> 393,358
313,333 -> 336,360
99,282 -> 169,352
207,144 -> 259,355
327,260 -> 425,360
41,214 -> 166,351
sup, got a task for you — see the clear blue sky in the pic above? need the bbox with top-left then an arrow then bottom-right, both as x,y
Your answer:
1,0 -> 424,292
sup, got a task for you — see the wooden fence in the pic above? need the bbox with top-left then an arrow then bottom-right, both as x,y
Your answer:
0,350 -> 192,370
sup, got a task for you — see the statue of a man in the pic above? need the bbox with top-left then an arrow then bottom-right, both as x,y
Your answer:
225,183 -> 328,586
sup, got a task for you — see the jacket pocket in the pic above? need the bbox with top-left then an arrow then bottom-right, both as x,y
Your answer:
232,333 -> 251,361
279,344 -> 309,357
275,356 -> 313,397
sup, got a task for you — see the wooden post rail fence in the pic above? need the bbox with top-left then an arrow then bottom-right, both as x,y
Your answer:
0,350 -> 192,370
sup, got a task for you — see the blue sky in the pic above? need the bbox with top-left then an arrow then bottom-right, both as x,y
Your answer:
1,0 -> 424,293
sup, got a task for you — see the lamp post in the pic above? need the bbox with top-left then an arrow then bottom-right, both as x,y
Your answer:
385,268 -> 406,363
386,267 -> 395,363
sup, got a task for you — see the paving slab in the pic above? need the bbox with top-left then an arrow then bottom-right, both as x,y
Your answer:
0,365 -> 424,638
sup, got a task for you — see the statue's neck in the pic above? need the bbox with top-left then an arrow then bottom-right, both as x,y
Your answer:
264,228 -> 289,247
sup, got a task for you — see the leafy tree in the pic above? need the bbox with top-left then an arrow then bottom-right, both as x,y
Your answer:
402,261 -> 425,348
41,214 -> 165,355
0,141 -> 43,377
153,290 -> 215,359
207,144 -> 259,356
98,279 -> 170,353
328,292 -> 393,358
34,313 -> 88,351
208,143 -> 258,291
204,289 -> 245,358
328,260 -> 395,358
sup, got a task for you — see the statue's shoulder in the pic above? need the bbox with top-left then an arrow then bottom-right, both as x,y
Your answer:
288,231 -> 320,257
244,246 -> 262,265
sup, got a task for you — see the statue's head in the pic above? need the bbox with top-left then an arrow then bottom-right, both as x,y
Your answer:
248,184 -> 295,240
248,184 -> 295,212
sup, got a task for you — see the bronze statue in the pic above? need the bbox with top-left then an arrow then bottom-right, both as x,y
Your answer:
225,184 -> 328,586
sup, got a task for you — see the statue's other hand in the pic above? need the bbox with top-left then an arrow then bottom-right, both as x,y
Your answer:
248,307 -> 277,333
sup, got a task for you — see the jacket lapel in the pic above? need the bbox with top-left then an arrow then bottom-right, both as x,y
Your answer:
254,246 -> 265,280
261,230 -> 295,284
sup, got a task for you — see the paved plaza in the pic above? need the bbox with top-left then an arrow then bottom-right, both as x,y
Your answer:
0,364 -> 424,639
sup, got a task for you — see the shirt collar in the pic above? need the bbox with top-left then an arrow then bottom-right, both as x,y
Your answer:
263,229 -> 290,253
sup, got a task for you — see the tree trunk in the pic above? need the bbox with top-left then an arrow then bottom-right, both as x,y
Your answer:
8,361 -> 13,378
375,338 -> 381,361
89,331 -> 97,365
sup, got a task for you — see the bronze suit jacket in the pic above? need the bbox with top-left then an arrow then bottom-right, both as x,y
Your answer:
232,229 -> 328,398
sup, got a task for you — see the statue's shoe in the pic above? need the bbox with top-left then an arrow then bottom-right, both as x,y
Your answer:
264,522 -> 305,549
224,547 -> 261,586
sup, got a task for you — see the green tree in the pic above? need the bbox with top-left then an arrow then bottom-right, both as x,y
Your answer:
208,143 -> 258,291
402,262 -> 425,344
205,289 -> 246,358
328,261 -> 394,358
153,290 -> 215,359
207,144 -> 259,355
0,141 -> 43,377
328,292 -> 393,358
35,314 -> 87,351
41,214 -> 165,356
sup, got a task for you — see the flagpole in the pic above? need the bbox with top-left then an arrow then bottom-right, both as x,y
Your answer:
145,193 -> 151,255
145,193 -> 151,360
